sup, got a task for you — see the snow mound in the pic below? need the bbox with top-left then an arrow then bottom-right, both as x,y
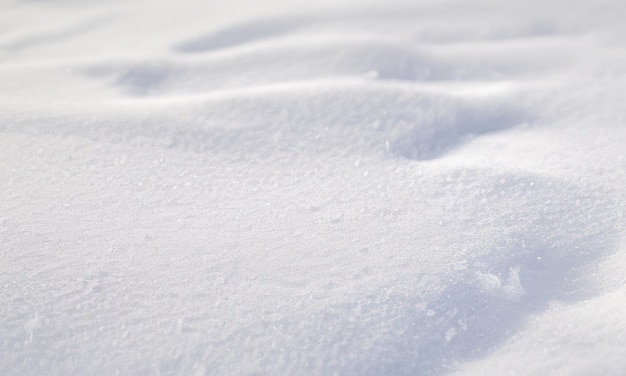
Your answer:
1,0 -> 625,375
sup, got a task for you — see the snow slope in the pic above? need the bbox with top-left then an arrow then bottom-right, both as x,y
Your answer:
1,0 -> 625,374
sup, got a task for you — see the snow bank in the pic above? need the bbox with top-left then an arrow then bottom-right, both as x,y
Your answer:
1,0 -> 625,374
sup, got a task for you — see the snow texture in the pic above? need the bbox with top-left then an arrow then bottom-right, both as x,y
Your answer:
1,0 -> 626,374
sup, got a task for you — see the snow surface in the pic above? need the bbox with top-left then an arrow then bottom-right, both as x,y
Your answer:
1,0 -> 626,374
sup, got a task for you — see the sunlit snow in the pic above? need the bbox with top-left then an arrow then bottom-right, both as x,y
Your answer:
1,0 -> 625,374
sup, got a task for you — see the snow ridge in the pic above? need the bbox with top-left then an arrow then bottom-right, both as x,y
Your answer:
1,0 -> 626,374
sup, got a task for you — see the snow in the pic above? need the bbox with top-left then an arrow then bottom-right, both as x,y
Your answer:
1,0 -> 625,374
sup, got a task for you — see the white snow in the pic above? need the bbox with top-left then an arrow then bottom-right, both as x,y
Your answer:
1,0 -> 625,374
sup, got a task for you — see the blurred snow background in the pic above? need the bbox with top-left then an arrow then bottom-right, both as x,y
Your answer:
1,0 -> 625,374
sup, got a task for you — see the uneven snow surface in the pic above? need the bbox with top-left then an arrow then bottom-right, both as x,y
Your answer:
1,0 -> 626,374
